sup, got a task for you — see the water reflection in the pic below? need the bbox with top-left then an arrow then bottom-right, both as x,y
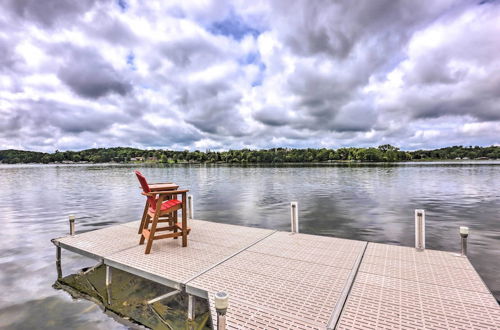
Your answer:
0,162 -> 498,328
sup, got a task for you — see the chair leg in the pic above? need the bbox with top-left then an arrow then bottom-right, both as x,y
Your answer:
138,202 -> 149,234
182,205 -> 187,247
145,213 -> 160,254
173,211 -> 178,239
170,211 -> 176,226
139,214 -> 150,245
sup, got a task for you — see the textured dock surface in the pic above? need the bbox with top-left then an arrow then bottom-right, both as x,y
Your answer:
56,219 -> 274,288
54,220 -> 500,329
186,231 -> 366,329
336,243 -> 500,330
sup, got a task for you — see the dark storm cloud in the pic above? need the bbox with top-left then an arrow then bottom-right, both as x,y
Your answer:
0,36 -> 24,72
55,46 -> 133,98
0,112 -> 23,139
285,62 -> 360,130
159,29 -> 249,137
183,84 -> 246,136
271,0 -> 462,59
83,11 -> 139,46
265,0 -> 467,133
3,0 -> 103,28
160,36 -> 227,68
8,99 -> 130,135
405,53 -> 466,86
119,119 -> 203,147
330,100 -> 378,132
404,73 -> 500,121
253,107 -> 290,127
58,64 -> 132,99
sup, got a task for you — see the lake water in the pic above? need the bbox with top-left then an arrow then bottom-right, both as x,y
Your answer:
0,162 -> 499,329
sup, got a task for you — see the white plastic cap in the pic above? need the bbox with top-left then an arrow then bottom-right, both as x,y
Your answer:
69,215 -> 75,221
460,226 -> 469,235
214,291 -> 229,310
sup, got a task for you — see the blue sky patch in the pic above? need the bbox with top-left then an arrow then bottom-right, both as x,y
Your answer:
209,12 -> 260,41
126,51 -> 136,70
238,51 -> 266,86
117,0 -> 128,12
251,63 -> 266,87
242,51 -> 259,65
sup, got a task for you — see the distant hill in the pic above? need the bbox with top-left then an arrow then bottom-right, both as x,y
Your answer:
0,149 -> 48,163
0,145 -> 498,164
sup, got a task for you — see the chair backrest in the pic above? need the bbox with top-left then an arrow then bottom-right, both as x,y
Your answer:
134,171 -> 156,210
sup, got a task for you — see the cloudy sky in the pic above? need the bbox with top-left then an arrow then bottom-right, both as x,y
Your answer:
0,0 -> 499,152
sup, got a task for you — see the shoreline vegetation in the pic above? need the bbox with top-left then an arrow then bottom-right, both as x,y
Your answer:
0,145 -> 498,164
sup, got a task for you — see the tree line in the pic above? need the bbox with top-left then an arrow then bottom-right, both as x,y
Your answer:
0,145 -> 498,164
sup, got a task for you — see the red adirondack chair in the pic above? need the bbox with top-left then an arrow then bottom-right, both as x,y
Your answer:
134,171 -> 190,253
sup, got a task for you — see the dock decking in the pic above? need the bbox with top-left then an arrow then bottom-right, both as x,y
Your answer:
53,219 -> 500,329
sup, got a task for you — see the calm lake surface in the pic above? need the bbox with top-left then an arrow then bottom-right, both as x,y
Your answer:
0,162 -> 499,329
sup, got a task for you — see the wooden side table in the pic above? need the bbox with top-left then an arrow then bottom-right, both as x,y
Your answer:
148,183 -> 179,192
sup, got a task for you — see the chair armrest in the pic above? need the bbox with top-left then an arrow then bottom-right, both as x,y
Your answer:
142,189 -> 189,197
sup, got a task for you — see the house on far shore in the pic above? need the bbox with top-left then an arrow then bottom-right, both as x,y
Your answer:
475,157 -> 489,160
130,157 -> 144,161
147,157 -> 157,161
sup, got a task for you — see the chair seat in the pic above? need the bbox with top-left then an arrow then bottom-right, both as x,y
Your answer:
149,199 -> 182,213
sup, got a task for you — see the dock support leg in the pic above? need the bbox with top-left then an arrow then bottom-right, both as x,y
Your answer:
147,290 -> 181,305
105,265 -> 112,305
460,226 -> 469,256
56,246 -> 62,279
290,202 -> 299,233
415,209 -> 425,251
215,292 -> 228,330
188,294 -> 195,321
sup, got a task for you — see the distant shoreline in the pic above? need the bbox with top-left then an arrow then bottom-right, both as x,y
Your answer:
1,145 -> 499,164
1,159 -> 499,166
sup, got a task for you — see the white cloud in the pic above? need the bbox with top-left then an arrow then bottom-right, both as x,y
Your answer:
0,0 -> 499,151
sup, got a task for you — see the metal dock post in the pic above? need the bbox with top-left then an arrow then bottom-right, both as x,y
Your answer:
69,215 -> 75,235
290,201 -> 299,233
460,226 -> 469,256
215,291 -> 228,330
415,209 -> 425,251
188,195 -> 194,219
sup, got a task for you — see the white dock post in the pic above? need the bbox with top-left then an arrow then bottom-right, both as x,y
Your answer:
215,292 -> 228,330
290,202 -> 299,233
187,195 -> 194,219
188,294 -> 195,322
460,226 -> 469,256
69,215 -> 75,236
415,209 -> 425,251
105,265 -> 112,305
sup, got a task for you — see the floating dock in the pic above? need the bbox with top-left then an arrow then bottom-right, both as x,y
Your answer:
52,219 -> 500,329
